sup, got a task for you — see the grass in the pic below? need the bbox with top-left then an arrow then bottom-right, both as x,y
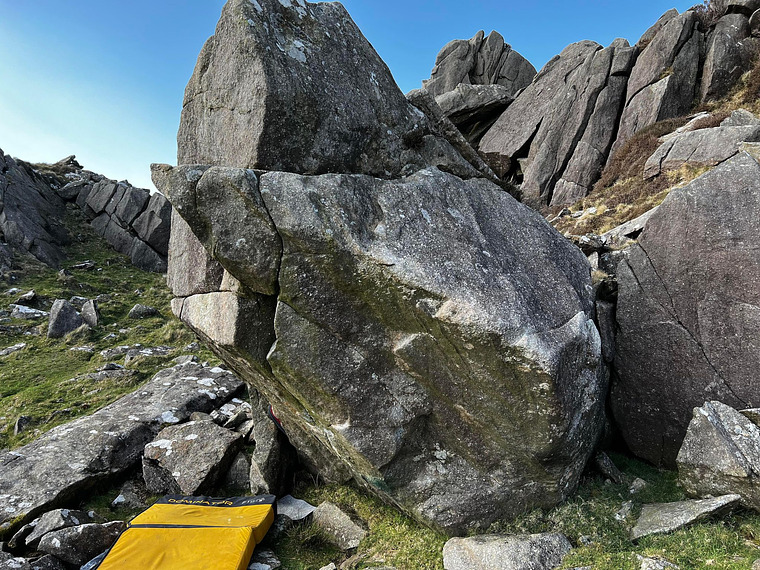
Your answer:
0,206 -> 213,450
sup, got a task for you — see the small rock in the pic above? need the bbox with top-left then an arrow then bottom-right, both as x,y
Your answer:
0,343 -> 26,357
442,533 -> 573,570
10,304 -> 48,320
631,495 -> 741,540
37,521 -> 124,566
128,304 -> 160,319
637,555 -> 679,569
185,342 -> 200,352
173,355 -> 198,365
81,300 -> 100,327
752,558 -> 760,570
13,416 -> 32,436
14,291 -> 38,307
25,509 -> 98,549
0,554 -> 66,569
276,496 -> 316,522
47,300 -> 85,339
69,345 -> 95,353
615,501 -> 634,522
318,565 -> 337,570
629,478 -> 647,495
124,345 -> 173,365
8,521 -> 36,550
248,548 -> 281,570
312,502 -> 366,551
4,288 -> 21,296
111,479 -> 149,510
70,261 -> 96,270
68,296 -> 89,309
94,294 -> 111,304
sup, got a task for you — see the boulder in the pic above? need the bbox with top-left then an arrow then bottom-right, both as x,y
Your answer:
113,186 -> 149,226
643,123 -> 760,178
0,363 -> 244,533
434,84 -> 514,144
276,496 -> 316,522
142,420 -> 242,494
637,556 -> 679,570
312,502 -> 366,551
80,300 -> 100,328
442,533 -> 572,570
630,495 -> 741,540
24,509 -> 98,549
611,11 -> 702,157
677,401 -> 760,509
612,153 -> 760,466
47,300 -> 85,339
423,30 -> 536,99
85,181 -> 117,215
159,164 -> 604,534
37,521 -> 124,566
127,304 -> 159,319
0,149 -> 69,268
480,39 -> 635,207
701,13 -> 758,102
178,0 -> 478,180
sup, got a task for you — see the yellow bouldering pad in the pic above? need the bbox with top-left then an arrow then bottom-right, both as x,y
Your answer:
98,495 -> 276,570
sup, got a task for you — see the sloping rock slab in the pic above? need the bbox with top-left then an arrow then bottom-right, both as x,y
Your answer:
443,533 -> 572,570
631,495 -> 741,540
677,401 -> 760,508
157,164 -> 604,535
312,502 -> 366,551
0,363 -> 243,534
612,153 -> 760,466
644,124 -> 760,178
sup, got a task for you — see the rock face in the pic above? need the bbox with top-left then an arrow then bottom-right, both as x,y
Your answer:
0,149 -> 69,268
479,39 -> 636,207
0,362 -> 243,533
157,163 -> 604,534
701,14 -> 757,101
423,30 -> 536,99
178,0 -> 480,181
677,401 -> 760,509
643,117 -> 760,178
612,153 -> 760,466
442,533 -> 572,570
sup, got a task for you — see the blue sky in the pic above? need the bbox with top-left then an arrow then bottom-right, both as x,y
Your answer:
0,0 -> 696,190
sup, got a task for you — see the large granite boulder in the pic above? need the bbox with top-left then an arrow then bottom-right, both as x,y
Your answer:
0,149 -> 69,268
178,0 -> 479,180
677,401 -> 760,509
611,11 -> 702,156
612,153 -> 760,466
434,84 -> 515,144
156,163 -> 605,535
480,39 -> 636,207
423,30 -> 536,99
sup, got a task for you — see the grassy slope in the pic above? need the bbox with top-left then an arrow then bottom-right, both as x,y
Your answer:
0,204 -> 213,450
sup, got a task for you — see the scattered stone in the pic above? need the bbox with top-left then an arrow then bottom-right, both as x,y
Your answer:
185,342 -> 200,352
631,495 -> 741,540
127,304 -> 159,319
47,300 -> 85,339
629,478 -> 648,495
276,496 -> 316,522
312,502 -> 366,551
615,501 -> 634,522
14,291 -> 38,307
0,362 -> 244,532
13,416 -> 32,436
80,300 -> 100,328
69,345 -> 94,353
318,564 -> 337,570
10,305 -> 48,320
248,549 -> 281,570
442,533 -> 573,570
124,345 -> 173,366
111,479 -> 148,510
37,521 -> 124,566
637,555 -> 679,569
24,509 -> 97,549
142,420 -> 242,494
173,354 -> 198,365
677,401 -> 760,509
0,555 -> 66,569
99,345 -> 134,360
0,344 -> 26,357
70,261 -> 96,271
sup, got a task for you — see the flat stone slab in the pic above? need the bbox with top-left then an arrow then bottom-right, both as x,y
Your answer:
443,533 -> 572,570
276,495 -> 316,521
0,362 -> 243,534
631,494 -> 741,540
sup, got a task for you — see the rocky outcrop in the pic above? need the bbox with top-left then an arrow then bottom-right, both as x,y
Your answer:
701,13 -> 758,101
479,39 -> 636,207
0,362 -> 243,534
612,153 -> 760,466
178,0 -> 481,181
423,30 -> 536,99
0,149 -> 69,268
677,401 -> 760,509
643,112 -> 760,178
442,533 -> 572,570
